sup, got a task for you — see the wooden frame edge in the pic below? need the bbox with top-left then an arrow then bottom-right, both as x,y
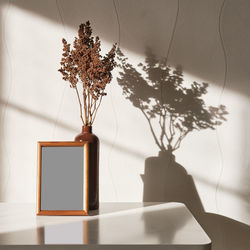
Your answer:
37,210 -> 89,216
84,143 -> 89,214
36,142 -> 42,215
36,141 -> 89,216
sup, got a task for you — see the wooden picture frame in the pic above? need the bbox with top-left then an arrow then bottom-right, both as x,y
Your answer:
37,141 -> 89,216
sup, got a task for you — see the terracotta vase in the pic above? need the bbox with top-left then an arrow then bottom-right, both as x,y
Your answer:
75,126 -> 99,210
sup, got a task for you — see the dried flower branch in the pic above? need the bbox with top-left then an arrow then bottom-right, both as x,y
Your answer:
59,21 -> 117,125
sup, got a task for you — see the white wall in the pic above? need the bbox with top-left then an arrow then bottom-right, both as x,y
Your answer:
0,0 -> 250,249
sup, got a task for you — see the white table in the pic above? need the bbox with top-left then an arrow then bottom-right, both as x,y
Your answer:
0,202 -> 211,249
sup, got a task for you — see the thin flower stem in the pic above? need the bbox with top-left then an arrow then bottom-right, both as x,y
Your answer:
82,87 -> 88,125
91,95 -> 103,124
90,95 -> 94,114
87,89 -> 90,124
75,86 -> 84,125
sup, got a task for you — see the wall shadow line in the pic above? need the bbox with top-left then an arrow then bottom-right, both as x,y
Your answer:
10,0 -> 250,97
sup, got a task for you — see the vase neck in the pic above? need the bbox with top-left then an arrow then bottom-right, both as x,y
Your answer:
82,126 -> 92,133
158,150 -> 175,161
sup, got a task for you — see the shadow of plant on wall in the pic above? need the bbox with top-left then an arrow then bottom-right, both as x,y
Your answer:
117,48 -> 227,154
117,49 -> 250,249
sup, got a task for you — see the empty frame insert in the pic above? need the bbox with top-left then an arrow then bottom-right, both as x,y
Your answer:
37,142 -> 89,215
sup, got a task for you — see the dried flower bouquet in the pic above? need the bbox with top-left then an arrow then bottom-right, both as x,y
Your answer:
59,21 -> 117,126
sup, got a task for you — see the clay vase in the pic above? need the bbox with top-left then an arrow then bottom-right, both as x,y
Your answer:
75,126 -> 99,210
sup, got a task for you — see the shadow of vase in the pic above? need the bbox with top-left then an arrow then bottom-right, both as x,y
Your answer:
141,150 -> 204,216
141,150 -> 250,250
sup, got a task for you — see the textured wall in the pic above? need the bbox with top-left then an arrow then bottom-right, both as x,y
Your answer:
0,0 -> 250,249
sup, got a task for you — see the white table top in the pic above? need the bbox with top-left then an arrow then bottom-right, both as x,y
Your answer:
0,202 -> 211,249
